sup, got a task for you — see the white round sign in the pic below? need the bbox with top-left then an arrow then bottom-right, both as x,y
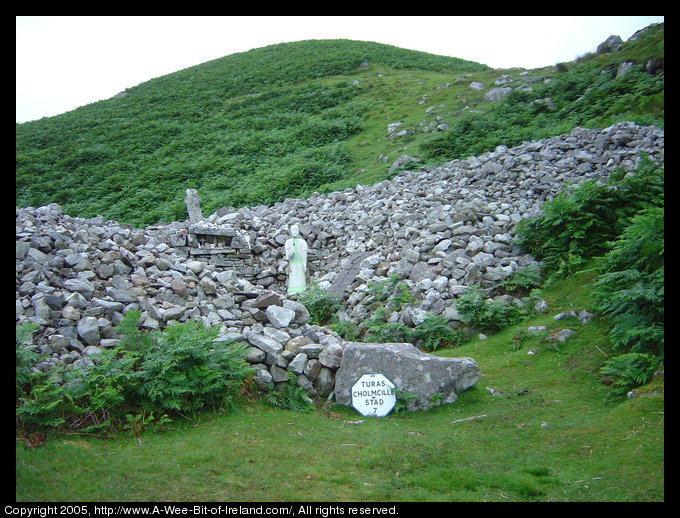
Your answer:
351,373 -> 397,417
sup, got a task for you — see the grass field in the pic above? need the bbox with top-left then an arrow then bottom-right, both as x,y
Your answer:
15,270 -> 664,502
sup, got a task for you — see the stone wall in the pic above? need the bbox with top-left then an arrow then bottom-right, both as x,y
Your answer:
16,122 -> 664,400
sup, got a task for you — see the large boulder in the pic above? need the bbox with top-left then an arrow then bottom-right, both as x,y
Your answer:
596,35 -> 623,54
334,342 -> 480,412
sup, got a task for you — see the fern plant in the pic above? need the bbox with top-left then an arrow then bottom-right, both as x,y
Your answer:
515,157 -> 664,282
136,320 -> 254,415
297,285 -> 342,325
367,274 -> 414,310
593,206 -> 664,356
262,374 -> 314,412
16,323 -> 40,392
600,352 -> 657,398
498,264 -> 543,296
359,307 -> 411,343
411,314 -> 467,351
17,312 -> 257,434
455,286 -> 535,334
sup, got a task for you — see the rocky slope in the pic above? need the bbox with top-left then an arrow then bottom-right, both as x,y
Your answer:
16,121 -> 664,396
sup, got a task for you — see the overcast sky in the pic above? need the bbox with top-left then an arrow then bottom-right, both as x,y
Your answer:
16,16 -> 663,124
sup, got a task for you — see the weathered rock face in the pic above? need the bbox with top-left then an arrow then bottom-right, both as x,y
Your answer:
335,342 -> 480,412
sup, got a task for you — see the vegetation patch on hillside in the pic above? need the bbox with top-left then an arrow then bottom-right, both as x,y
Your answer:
16,26 -> 663,227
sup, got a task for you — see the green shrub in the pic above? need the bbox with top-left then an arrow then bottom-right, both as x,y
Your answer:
592,206 -> 664,356
514,157 -> 664,281
16,323 -> 40,392
262,374 -> 314,412
16,312 -> 255,434
411,314 -> 467,351
135,320 -> 254,415
367,274 -> 414,310
456,286 -> 526,333
15,324 -> 74,430
498,265 -> 543,296
331,318 -> 360,341
297,286 -> 343,325
61,348 -> 141,432
16,373 -> 73,430
360,308 -> 412,343
600,352 -> 658,398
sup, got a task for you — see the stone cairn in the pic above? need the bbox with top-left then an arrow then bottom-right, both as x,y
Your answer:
16,122 -> 664,408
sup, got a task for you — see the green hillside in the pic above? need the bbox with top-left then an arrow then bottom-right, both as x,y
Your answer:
16,27 -> 663,227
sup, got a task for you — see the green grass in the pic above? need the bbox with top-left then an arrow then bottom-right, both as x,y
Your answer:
16,270 -> 664,502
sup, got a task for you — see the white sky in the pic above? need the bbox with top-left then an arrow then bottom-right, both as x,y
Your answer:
16,16 -> 664,123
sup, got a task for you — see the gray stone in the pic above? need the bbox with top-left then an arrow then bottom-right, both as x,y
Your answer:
253,367 -> 274,389
162,305 -> 186,321
32,297 -> 52,321
26,247 -> 50,264
245,346 -> 267,364
409,262 -> 436,283
83,345 -> 103,357
263,326 -> 290,344
247,333 -> 283,355
43,295 -> 66,310
76,316 -> 100,346
527,325 -> 547,335
63,278 -> 95,299
318,344 -> 343,369
16,241 -> 30,260
282,299 -> 311,324
390,154 -> 420,171
597,35 -> 623,54
298,344 -> 324,358
107,288 -> 139,303
554,310 -> 577,320
551,329 -> 575,342
335,342 -> 480,412
303,358 -> 323,381
288,353 -> 308,375
285,336 -> 312,354
296,374 -> 317,396
48,334 -> 71,352
578,310 -> 593,323
484,87 -> 512,101
270,364 -> 290,383
401,307 -> 430,327
327,252 -> 372,296
266,305 -> 296,328
184,189 -> 203,223
314,367 -> 335,398
62,305 -> 81,320
251,291 -> 282,308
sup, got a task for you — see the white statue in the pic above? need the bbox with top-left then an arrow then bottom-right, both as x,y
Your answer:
285,224 -> 308,295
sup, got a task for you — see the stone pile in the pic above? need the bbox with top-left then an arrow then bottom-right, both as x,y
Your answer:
15,204 -> 346,396
194,121 -> 664,324
16,121 -> 664,402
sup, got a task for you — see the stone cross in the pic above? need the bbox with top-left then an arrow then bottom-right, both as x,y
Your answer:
184,189 -> 203,223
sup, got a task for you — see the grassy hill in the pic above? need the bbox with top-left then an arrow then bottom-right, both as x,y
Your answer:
16,26 -> 663,227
